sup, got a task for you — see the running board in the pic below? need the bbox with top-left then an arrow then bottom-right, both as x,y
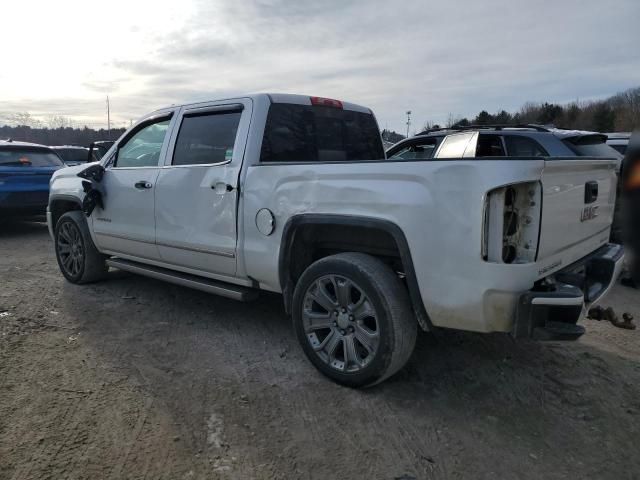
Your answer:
105,258 -> 259,301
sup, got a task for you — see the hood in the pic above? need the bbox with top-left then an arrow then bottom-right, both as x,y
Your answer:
51,161 -> 101,182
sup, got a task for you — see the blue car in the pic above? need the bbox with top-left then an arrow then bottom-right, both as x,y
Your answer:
0,140 -> 65,217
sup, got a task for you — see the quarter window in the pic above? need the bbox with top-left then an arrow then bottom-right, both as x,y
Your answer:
115,119 -> 170,168
173,111 -> 241,166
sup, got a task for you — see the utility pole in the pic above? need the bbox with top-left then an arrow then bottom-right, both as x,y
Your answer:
406,110 -> 412,138
106,96 -> 111,140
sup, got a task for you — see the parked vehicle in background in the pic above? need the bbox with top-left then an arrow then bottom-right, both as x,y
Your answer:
88,141 -> 115,162
606,132 -> 631,155
1,140 -> 65,217
387,124 -> 625,243
386,124 -> 623,160
50,145 -> 90,166
48,95 -> 623,387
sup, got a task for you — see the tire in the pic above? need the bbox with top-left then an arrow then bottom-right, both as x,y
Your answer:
54,210 -> 108,284
292,252 -> 417,388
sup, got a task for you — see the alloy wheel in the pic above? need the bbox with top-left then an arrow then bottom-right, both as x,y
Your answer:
302,274 -> 380,373
57,221 -> 84,277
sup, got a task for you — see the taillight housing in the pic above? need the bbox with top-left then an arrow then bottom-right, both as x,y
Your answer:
310,96 -> 343,109
482,182 -> 542,264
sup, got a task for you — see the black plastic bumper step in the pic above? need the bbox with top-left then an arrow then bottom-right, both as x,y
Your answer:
533,321 -> 585,341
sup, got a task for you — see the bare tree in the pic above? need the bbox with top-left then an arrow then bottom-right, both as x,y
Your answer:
46,115 -> 75,129
8,112 -> 43,128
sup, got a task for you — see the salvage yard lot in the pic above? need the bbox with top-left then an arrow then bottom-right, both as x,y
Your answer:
1,220 -> 639,480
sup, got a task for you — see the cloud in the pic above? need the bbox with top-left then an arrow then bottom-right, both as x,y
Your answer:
1,0 -> 638,131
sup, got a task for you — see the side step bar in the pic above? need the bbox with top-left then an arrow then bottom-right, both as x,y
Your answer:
106,258 -> 259,301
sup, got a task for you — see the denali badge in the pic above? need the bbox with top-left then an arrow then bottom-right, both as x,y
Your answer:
580,205 -> 599,222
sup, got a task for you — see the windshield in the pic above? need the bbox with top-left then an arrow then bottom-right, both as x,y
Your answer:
260,103 -> 384,163
55,148 -> 88,163
0,148 -> 65,167
387,137 -> 442,160
92,142 -> 114,161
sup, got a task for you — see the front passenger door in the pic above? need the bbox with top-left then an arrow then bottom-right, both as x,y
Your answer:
92,113 -> 174,260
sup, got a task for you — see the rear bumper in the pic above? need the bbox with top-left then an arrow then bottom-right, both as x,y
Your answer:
513,243 -> 624,340
0,190 -> 49,217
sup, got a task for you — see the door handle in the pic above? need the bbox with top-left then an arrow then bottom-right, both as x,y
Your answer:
135,181 -> 153,190
211,182 -> 236,194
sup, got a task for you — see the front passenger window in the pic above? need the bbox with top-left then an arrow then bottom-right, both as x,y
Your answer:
115,119 -> 170,168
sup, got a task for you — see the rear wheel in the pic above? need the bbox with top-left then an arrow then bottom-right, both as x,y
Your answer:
292,253 -> 417,387
55,211 -> 108,284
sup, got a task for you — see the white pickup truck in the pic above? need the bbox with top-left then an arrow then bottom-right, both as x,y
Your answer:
48,94 -> 624,387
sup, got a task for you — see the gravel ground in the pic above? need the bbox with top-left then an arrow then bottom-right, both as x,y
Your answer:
1,220 -> 639,480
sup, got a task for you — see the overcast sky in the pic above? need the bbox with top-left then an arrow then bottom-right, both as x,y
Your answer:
0,0 -> 638,133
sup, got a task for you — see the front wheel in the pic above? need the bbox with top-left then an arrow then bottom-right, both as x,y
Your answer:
54,210 -> 108,284
292,253 -> 417,388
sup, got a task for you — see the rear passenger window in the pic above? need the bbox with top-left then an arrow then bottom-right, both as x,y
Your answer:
173,111 -> 241,166
434,132 -> 476,158
505,136 -> 548,157
260,103 -> 384,163
476,135 -> 505,157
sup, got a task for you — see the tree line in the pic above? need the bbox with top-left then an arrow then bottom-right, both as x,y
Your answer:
382,86 -> 640,142
0,124 -> 125,147
4,86 -> 639,147
432,86 -> 639,133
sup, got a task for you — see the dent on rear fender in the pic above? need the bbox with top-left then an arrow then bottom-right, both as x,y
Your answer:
242,160 -> 546,331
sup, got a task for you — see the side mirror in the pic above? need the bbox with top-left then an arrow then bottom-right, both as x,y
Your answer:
77,164 -> 105,183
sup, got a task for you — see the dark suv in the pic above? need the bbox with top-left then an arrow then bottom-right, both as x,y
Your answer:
0,140 -> 65,217
386,124 -> 623,161
386,124 -> 624,242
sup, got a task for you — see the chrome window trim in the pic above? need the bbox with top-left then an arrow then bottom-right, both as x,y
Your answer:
160,160 -> 231,169
156,241 -> 236,258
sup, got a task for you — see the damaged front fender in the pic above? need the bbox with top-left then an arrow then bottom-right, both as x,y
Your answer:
77,164 -> 105,217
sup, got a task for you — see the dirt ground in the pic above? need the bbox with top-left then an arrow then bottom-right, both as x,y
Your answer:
1,220 -> 639,480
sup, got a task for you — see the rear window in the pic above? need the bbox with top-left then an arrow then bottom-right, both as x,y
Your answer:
56,148 -> 88,163
260,103 -> 384,163
563,136 -> 621,158
0,148 -> 64,167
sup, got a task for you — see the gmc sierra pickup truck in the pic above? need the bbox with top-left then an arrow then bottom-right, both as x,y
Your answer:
48,93 -> 624,387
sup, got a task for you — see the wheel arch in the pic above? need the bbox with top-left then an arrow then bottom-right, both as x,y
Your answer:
278,214 -> 432,331
49,194 -> 83,229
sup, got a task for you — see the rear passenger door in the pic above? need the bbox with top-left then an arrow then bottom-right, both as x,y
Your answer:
153,99 -> 252,277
